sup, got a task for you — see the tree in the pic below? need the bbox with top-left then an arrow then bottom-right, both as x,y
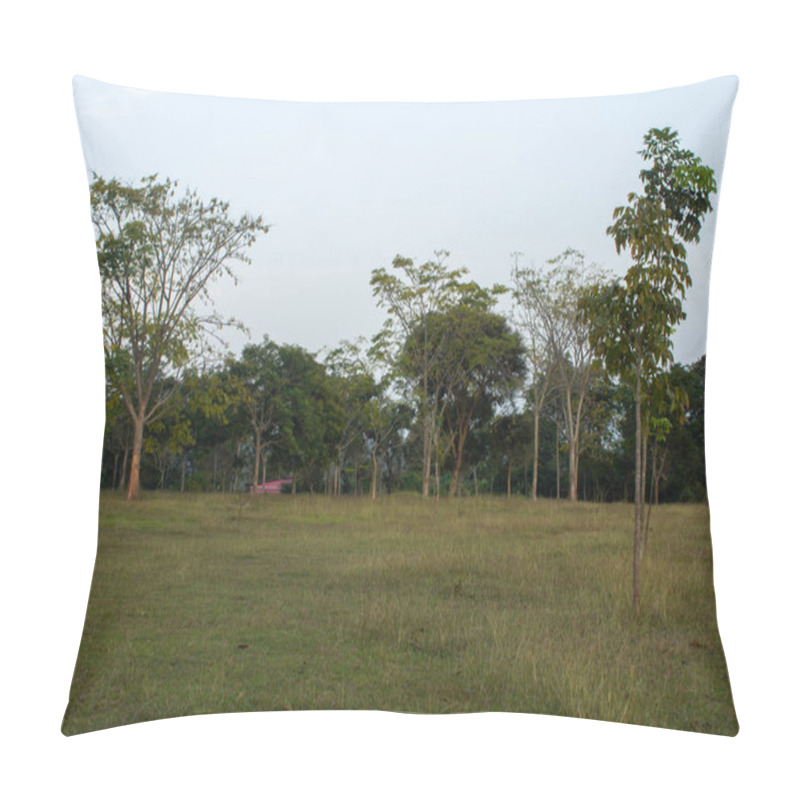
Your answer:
324,339 -> 376,496
142,384 -> 194,490
515,249 -> 605,502
276,343 -> 342,494
583,127 -> 716,614
657,357 -> 707,502
370,251 -> 503,497
416,305 -> 526,497
361,387 -> 406,500
101,384 -> 133,491
183,368 -> 246,492
228,337 -> 291,490
490,411 -> 532,497
92,174 -> 268,499
511,255 -> 555,501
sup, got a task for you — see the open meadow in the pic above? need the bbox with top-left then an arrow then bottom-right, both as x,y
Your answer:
62,492 -> 737,736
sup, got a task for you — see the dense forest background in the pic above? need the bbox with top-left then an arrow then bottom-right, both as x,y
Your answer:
99,252 -> 708,504
102,341 -> 707,503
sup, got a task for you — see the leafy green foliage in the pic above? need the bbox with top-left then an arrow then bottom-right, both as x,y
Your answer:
92,173 -> 269,498
581,127 -> 716,612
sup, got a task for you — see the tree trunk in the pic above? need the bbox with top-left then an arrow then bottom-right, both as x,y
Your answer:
111,452 -> 120,492
448,440 -> 464,499
127,414 -> 144,501
118,445 -> 129,492
371,450 -> 379,500
555,426 -> 560,501
568,439 -> 579,502
644,443 -> 667,553
252,428 -> 262,490
507,456 -> 513,498
422,415 -> 433,497
434,445 -> 441,504
633,352 -> 644,616
641,429 -> 648,511
531,410 -> 540,501
261,448 -> 268,487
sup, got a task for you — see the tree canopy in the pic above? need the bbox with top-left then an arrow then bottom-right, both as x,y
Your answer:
93,174 -> 269,499
582,127 -> 716,613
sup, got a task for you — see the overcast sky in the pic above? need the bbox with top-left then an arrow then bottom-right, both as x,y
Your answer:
73,75 -> 737,365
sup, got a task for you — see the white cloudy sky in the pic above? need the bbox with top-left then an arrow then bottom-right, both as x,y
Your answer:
74,75 -> 737,364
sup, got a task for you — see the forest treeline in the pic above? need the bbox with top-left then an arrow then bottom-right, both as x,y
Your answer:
100,247 -> 708,504
95,127 -> 714,509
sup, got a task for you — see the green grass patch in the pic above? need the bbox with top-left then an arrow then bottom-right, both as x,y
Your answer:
62,492 -> 737,735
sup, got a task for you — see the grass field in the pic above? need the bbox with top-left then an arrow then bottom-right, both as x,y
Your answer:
62,492 -> 737,736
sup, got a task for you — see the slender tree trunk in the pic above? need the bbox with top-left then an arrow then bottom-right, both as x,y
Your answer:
633,350 -> 644,616
568,440 -> 579,502
644,443 -> 667,553
111,452 -> 120,492
119,445 -> 130,492
641,429 -> 648,511
653,445 -> 660,506
449,413 -> 473,499
127,415 -> 144,501
252,428 -> 262,490
422,414 -> 433,497
555,426 -> 560,501
434,443 -> 441,505
371,450 -> 379,500
473,466 -> 479,496
507,456 -> 513,498
448,436 -> 465,499
531,410 -> 540,501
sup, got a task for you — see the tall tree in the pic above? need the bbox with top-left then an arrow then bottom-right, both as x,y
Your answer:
324,339 -> 377,496
370,252 -> 503,497
583,127 -> 716,614
511,256 -> 555,501
525,249 -> 605,502
490,411 -> 532,497
92,174 -> 268,499
228,337 -> 292,489
276,343 -> 342,494
416,305 -> 526,497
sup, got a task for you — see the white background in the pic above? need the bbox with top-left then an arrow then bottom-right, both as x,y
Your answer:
1,2 -> 796,797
